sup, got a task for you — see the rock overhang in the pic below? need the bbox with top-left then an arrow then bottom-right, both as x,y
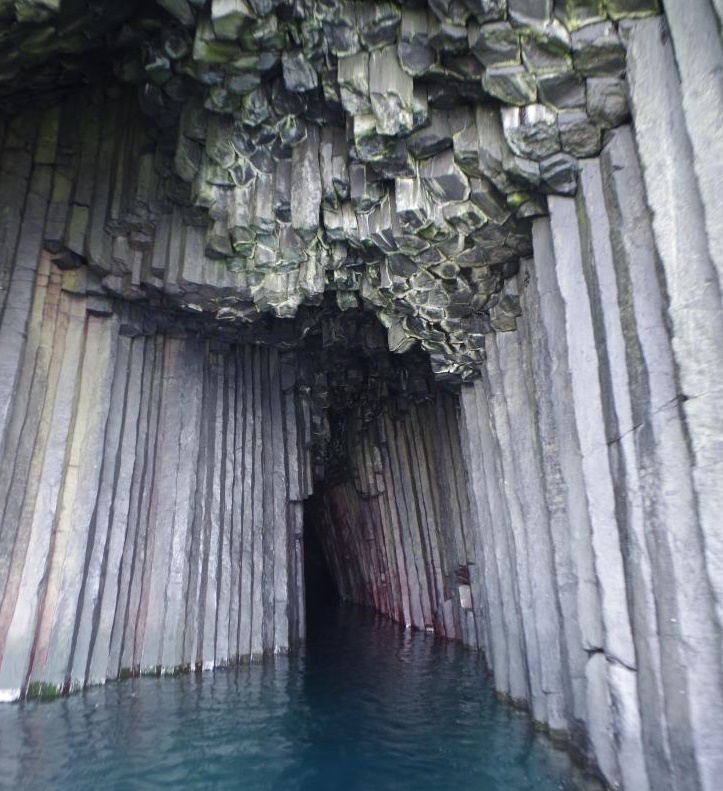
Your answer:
0,0 -> 660,382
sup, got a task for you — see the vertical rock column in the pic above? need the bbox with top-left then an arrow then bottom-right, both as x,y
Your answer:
624,20 -> 723,791
311,393 -> 479,647
458,110 -> 723,790
0,266 -> 310,702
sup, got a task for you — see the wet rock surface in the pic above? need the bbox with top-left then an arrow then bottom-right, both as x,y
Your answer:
2,5 -> 723,791
0,0 -> 660,381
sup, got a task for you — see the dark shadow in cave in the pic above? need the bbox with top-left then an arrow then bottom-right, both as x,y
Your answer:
303,493 -> 340,635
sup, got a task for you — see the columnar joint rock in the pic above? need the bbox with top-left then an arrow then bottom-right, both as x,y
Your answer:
2,5 -> 723,791
0,0 -> 658,381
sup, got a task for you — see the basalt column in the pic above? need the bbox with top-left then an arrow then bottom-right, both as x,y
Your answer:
0,254 -> 311,701
457,32 -> 723,788
309,389 -> 480,647
0,2 -> 722,791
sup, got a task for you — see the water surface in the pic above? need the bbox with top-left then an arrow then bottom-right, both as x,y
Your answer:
0,604 -> 599,790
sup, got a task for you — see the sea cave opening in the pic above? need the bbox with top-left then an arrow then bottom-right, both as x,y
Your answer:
0,3 -> 719,790
302,492 -> 340,632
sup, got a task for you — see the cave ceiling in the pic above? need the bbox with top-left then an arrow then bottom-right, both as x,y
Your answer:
0,0 -> 659,382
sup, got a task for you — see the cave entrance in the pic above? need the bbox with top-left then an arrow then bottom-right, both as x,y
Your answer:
303,493 -> 340,633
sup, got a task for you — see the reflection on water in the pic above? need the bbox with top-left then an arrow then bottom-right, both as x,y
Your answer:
0,604 -> 601,790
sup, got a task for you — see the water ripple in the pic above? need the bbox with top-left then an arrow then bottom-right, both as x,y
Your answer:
0,604 -> 602,791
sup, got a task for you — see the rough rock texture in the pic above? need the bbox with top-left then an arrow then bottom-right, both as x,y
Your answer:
0,0 -> 660,382
457,120 -> 723,791
0,260 -> 312,700
309,391 -> 477,644
1,3 -> 723,791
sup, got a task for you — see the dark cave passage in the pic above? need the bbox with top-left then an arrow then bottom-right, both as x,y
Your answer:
303,493 -> 340,632
297,387 -> 478,648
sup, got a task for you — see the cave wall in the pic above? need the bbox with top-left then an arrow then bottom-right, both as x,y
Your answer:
0,2 -> 722,791
0,247 -> 311,701
310,392 -> 478,645
0,0 -> 669,383
457,21 -> 723,791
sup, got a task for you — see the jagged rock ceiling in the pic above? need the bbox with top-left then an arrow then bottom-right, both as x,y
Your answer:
0,0 -> 659,381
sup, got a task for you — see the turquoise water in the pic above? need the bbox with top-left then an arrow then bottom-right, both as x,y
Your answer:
0,605 -> 599,790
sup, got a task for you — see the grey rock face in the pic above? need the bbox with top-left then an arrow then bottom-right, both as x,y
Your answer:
469,22 -> 521,66
539,152 -> 578,194
282,49 -> 318,93
557,110 -> 603,157
0,0 -> 662,383
0,249 -> 329,699
571,21 -> 626,76
502,104 -> 561,159
4,9 -> 723,791
586,77 -> 630,127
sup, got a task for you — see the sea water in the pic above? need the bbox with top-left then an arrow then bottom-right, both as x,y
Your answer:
0,604 -> 600,790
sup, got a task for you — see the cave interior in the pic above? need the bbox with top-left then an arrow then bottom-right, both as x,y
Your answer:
1,2 -> 722,791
